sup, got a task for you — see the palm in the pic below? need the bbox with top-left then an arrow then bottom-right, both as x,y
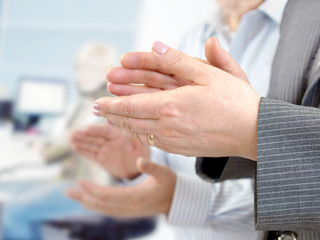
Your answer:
71,123 -> 150,179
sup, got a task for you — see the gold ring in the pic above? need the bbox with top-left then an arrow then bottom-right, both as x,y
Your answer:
147,134 -> 155,146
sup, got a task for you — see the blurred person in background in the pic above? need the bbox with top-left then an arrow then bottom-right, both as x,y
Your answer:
2,42 -> 118,240
67,0 -> 287,239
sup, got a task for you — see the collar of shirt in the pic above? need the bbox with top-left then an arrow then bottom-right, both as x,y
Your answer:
203,0 -> 288,45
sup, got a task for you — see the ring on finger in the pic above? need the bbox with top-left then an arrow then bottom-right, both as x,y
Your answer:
147,134 -> 155,146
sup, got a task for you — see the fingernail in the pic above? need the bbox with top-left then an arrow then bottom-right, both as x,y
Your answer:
153,41 -> 169,55
93,110 -> 101,117
93,104 -> 101,110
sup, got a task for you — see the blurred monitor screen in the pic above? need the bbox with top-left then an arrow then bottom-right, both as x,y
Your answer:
15,77 -> 67,116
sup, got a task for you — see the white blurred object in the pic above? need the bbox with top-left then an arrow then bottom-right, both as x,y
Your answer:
135,0 -> 217,50
0,120 -> 13,139
131,216 -> 176,240
0,134 -> 62,182
15,78 -> 67,116
75,42 -> 117,94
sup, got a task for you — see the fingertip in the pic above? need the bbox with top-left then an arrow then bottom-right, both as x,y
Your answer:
107,82 -> 118,96
65,189 -> 80,200
136,157 -> 149,172
120,53 -> 127,65
94,97 -> 105,105
79,180 -> 91,189
106,67 -> 113,81
120,52 -> 137,68
205,37 -> 221,55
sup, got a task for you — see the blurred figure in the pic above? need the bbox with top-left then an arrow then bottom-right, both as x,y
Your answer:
2,42 -> 117,240
42,42 -> 117,181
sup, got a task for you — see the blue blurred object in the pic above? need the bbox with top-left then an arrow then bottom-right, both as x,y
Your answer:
2,181 -> 156,240
0,100 -> 12,120
44,217 -> 157,240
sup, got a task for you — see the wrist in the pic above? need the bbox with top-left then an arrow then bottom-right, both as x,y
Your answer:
239,94 -> 260,161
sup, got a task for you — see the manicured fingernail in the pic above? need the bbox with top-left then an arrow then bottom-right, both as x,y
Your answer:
93,104 -> 101,110
153,41 -> 169,55
93,110 -> 101,117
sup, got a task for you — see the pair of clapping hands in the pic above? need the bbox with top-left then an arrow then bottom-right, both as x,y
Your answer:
66,37 -> 260,217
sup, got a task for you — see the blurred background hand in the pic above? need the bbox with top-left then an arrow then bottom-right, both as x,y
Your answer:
70,122 -> 150,179
66,158 -> 176,217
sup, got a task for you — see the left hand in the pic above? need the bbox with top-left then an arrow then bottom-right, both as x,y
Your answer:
65,158 -> 176,217
94,40 -> 260,160
107,37 -> 247,96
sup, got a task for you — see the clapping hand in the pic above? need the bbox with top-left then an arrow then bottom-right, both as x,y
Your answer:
93,38 -> 260,160
66,158 -> 176,217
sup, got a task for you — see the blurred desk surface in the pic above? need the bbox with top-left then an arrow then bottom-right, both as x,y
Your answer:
0,133 -> 62,183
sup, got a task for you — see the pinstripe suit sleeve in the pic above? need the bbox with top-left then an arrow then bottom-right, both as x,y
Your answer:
256,97 -> 320,231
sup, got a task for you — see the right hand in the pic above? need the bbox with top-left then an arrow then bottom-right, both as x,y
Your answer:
66,157 -> 176,217
70,122 -> 150,179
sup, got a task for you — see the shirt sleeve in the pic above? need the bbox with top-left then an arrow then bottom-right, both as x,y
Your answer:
167,173 -> 257,233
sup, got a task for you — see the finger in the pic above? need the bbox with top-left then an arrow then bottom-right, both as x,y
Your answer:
84,122 -> 120,139
65,188 -> 83,202
107,67 -> 192,90
72,133 -> 106,151
108,67 -> 170,87
121,42 -> 212,85
94,92 -> 164,119
100,113 -> 158,135
108,83 -> 161,96
136,157 -> 170,180
79,180 -> 135,204
205,37 -> 248,81
65,189 -> 112,213
74,141 -> 101,154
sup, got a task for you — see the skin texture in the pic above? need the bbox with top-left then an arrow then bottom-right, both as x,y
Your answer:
217,0 -> 264,31
66,38 -> 260,218
95,38 -> 260,160
66,157 -> 176,217
70,122 -> 150,179
69,123 -> 177,216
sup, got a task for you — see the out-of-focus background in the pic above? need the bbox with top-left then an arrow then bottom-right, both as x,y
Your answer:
0,0 -> 216,239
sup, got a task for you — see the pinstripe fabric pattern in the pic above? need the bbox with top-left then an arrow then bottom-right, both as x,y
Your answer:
257,99 -> 320,234
256,0 -> 320,238
197,0 -> 320,239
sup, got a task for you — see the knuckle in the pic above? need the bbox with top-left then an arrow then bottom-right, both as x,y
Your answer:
159,101 -> 179,118
161,129 -> 176,139
120,118 -> 133,132
167,52 -> 184,69
119,99 -> 133,117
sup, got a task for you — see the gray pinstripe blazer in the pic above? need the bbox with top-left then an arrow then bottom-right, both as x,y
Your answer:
197,0 -> 320,239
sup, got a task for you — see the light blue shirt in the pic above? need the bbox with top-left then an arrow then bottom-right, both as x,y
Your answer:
151,0 -> 288,239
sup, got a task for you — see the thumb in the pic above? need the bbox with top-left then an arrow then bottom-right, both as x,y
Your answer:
136,157 -> 171,180
152,41 -> 211,86
205,37 -> 248,82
